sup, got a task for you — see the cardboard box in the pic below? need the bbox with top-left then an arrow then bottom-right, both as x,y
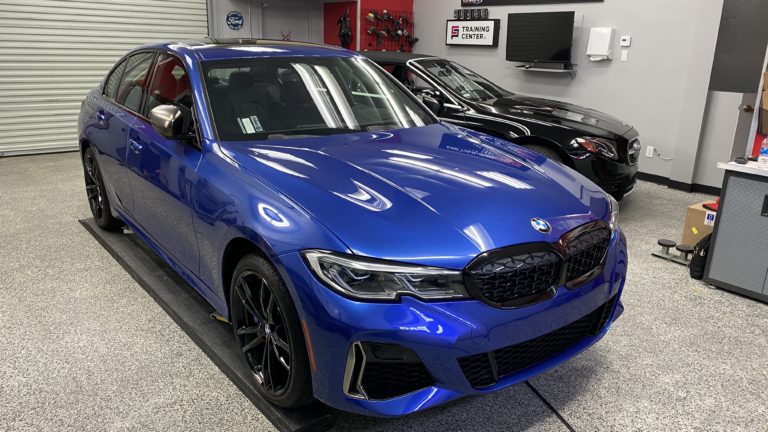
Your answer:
681,202 -> 716,246
762,90 -> 768,109
764,71 -> 768,90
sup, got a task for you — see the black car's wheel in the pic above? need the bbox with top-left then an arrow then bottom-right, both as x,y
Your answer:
526,144 -> 564,163
82,147 -> 122,230
230,254 -> 313,408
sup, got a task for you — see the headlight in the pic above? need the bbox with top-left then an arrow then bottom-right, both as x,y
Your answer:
609,195 -> 620,230
569,137 -> 619,160
302,250 -> 468,301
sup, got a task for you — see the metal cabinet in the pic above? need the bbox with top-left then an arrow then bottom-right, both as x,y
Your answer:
706,167 -> 768,303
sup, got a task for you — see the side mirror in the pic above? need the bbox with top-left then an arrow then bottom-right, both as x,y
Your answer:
419,90 -> 445,116
149,104 -> 188,139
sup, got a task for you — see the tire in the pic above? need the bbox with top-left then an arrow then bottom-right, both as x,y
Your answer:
230,254 -> 314,408
525,144 -> 564,163
82,146 -> 122,230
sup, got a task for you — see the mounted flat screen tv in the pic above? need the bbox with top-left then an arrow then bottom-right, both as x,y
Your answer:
506,11 -> 575,64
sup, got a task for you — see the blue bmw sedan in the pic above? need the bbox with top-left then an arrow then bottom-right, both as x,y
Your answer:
78,39 -> 627,417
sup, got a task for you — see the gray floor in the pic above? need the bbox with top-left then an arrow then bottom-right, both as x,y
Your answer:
1,153 -> 766,432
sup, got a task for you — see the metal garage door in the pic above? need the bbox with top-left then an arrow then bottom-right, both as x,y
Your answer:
0,0 -> 209,156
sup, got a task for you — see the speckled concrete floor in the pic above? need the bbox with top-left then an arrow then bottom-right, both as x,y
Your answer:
1,153 -> 766,432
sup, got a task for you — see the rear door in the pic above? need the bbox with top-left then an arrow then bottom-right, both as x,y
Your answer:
88,51 -> 156,214
125,52 -> 202,273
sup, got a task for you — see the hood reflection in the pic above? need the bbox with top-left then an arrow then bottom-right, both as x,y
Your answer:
332,180 -> 392,212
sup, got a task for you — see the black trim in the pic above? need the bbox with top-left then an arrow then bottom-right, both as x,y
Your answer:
458,295 -> 617,388
636,172 -> 721,196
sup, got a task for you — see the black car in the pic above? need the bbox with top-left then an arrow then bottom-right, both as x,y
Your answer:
362,51 -> 640,199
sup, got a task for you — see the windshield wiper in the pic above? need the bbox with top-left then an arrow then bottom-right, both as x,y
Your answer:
267,133 -> 319,140
365,125 -> 400,132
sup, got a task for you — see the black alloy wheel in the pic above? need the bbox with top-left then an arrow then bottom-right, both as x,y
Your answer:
230,255 -> 313,407
82,147 -> 121,230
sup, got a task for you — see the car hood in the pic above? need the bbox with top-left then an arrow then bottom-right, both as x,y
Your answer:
478,94 -> 634,138
219,124 -> 611,269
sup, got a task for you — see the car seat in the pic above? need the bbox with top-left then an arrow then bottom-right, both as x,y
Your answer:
279,71 -> 323,129
227,70 -> 275,132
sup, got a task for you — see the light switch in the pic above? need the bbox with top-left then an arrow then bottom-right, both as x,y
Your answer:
620,35 -> 631,47
621,49 -> 629,62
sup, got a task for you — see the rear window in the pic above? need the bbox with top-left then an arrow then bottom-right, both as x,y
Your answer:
104,60 -> 127,100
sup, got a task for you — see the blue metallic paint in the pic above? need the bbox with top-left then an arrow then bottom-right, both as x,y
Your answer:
79,41 -> 627,417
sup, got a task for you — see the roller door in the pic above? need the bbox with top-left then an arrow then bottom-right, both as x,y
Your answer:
0,0 -> 208,156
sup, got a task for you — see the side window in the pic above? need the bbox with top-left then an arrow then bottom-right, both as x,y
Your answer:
146,53 -> 193,112
381,64 -> 435,92
146,53 -> 195,135
410,70 -> 436,93
104,59 -> 127,100
115,52 -> 155,113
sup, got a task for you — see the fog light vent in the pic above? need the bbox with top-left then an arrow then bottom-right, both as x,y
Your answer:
343,342 -> 433,400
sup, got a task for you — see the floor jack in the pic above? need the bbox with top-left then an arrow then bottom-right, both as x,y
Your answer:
652,239 -> 694,266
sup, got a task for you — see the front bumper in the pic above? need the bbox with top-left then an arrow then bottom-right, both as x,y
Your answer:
278,229 -> 628,417
573,155 -> 638,198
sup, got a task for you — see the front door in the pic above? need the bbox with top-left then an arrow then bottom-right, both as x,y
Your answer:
125,53 -> 202,274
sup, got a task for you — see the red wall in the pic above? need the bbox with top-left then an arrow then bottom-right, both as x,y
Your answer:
323,2 -> 358,49
360,0 -> 413,12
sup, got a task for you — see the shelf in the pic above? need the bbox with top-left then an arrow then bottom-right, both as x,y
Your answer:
514,63 -> 576,77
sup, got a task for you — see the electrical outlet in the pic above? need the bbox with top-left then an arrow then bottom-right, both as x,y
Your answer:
645,146 -> 655,158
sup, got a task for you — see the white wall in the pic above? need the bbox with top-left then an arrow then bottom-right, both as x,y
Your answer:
209,0 -> 254,38
414,0 -> 724,182
261,0 -> 324,43
693,91 -> 742,187
209,0 -> 324,43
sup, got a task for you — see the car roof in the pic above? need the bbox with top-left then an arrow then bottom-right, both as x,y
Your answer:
140,38 -> 359,61
359,50 -> 439,64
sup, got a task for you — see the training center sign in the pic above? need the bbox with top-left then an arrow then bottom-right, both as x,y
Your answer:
445,19 -> 500,47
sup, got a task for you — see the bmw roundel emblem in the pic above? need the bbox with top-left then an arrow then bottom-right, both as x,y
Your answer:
530,218 -> 551,234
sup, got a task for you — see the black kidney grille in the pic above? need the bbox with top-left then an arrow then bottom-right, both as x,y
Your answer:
458,295 -> 618,388
564,227 -> 611,282
469,250 -> 561,304
360,362 -> 433,400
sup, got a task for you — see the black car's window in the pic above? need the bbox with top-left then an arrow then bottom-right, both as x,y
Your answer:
381,64 -> 435,93
104,59 -> 127,100
203,56 -> 435,141
115,52 -> 155,113
415,59 -> 511,102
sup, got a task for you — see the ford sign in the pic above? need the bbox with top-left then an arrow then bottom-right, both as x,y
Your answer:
226,11 -> 244,31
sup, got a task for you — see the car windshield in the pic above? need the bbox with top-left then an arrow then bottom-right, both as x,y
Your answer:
414,58 -> 511,102
202,56 -> 435,141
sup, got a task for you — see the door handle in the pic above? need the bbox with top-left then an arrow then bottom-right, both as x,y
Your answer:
129,138 -> 143,154
96,110 -> 107,121
739,104 -> 754,113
